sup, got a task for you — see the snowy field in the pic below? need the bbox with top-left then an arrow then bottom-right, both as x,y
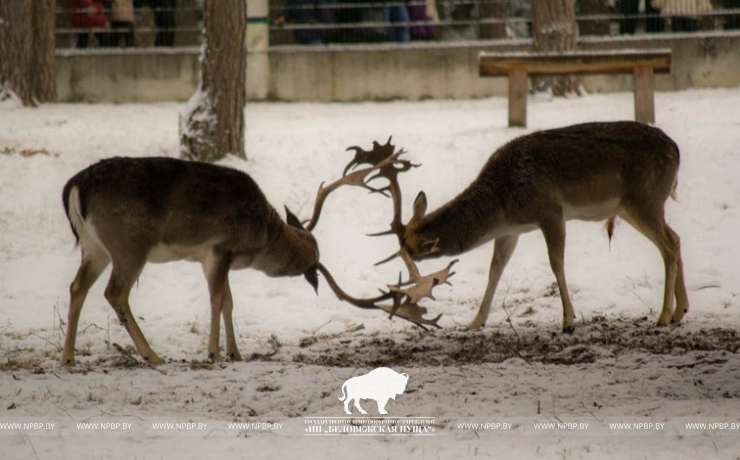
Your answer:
1,89 -> 740,459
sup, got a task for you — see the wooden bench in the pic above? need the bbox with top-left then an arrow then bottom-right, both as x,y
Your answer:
478,49 -> 672,127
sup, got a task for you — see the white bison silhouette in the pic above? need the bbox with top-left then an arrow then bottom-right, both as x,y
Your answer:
338,367 -> 409,415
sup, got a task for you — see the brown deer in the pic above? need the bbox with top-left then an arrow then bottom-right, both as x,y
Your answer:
61,157 -> 321,365
377,122 -> 688,332
61,151 -> 444,365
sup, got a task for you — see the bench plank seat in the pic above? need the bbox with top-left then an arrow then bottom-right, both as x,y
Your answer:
479,49 -> 672,127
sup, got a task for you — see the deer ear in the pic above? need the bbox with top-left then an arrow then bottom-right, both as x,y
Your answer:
284,206 -> 304,230
412,192 -> 427,220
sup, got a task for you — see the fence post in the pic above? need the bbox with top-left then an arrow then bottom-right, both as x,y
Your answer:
246,0 -> 269,100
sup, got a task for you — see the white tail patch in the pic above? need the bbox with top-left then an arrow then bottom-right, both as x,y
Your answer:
67,186 -> 85,243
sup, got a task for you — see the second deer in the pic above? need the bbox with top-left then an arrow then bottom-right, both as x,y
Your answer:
381,121 -> 688,332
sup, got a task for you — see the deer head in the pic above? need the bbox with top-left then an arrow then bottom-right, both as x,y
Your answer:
283,206 -> 320,292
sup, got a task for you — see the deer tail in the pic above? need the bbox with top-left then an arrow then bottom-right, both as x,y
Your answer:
605,217 -> 616,250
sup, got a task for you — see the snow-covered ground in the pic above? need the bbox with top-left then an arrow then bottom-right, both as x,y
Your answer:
1,89 -> 740,459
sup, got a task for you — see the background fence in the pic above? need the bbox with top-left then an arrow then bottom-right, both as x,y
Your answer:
50,1 -> 740,102
54,1 -> 740,50
55,0 -> 202,49
268,0 -> 740,46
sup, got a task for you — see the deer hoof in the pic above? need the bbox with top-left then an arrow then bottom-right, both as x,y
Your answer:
144,355 -> 164,365
656,315 -> 672,327
467,319 -> 485,330
562,324 -> 575,335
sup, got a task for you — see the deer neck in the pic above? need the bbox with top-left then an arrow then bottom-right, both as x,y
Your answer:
420,185 -> 507,256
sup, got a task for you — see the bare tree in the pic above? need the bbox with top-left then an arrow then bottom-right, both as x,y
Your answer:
531,0 -> 579,96
180,0 -> 247,162
479,0 -> 509,39
0,0 -> 56,106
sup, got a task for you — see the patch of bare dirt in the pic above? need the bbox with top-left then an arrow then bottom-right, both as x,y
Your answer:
285,316 -> 740,368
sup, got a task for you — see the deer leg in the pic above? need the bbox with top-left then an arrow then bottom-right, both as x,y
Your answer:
221,280 -> 242,361
62,246 -> 110,365
468,234 -> 519,329
619,208 -> 679,326
540,215 -> 577,334
203,252 -> 233,362
666,225 -> 689,323
104,261 -> 162,364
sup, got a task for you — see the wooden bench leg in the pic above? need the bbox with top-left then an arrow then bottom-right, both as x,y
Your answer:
633,67 -> 655,125
508,70 -> 528,127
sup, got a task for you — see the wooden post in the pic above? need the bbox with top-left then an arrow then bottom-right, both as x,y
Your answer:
509,70 -> 528,127
633,67 -> 655,124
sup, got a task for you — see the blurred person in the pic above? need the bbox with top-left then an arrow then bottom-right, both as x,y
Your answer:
109,0 -> 136,47
620,0 -> 664,34
578,0 -> 610,36
279,0 -> 327,45
653,0 -> 713,31
328,0 -> 386,43
383,2 -> 411,42
724,0 -> 740,29
151,0 -> 177,46
408,0 -> 436,40
67,0 -> 109,48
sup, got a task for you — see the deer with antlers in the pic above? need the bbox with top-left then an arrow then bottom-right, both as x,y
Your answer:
61,146 -> 445,365
371,121 -> 688,333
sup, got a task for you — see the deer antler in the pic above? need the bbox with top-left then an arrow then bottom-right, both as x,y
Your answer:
389,251 -> 458,305
343,136 -> 397,176
303,138 -> 456,330
353,138 -> 420,244
304,138 -> 411,232
317,263 -> 442,330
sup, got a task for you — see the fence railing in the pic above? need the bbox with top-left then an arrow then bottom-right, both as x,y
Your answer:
55,0 -> 202,49
54,1 -> 740,50
269,0 -> 740,46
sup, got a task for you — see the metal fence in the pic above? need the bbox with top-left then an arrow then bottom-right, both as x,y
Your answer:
55,0 -> 203,49
54,1 -> 740,50
269,0 -> 740,46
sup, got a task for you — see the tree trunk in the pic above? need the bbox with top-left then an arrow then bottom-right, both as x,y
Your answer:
479,0 -> 509,39
531,0 -> 579,96
0,0 -> 56,106
180,0 -> 247,162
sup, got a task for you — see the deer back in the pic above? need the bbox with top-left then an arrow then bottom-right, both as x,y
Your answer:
405,121 -> 680,257
62,157 -> 319,277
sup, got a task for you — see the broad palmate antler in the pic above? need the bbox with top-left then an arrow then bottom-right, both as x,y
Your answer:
310,138 -> 455,330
